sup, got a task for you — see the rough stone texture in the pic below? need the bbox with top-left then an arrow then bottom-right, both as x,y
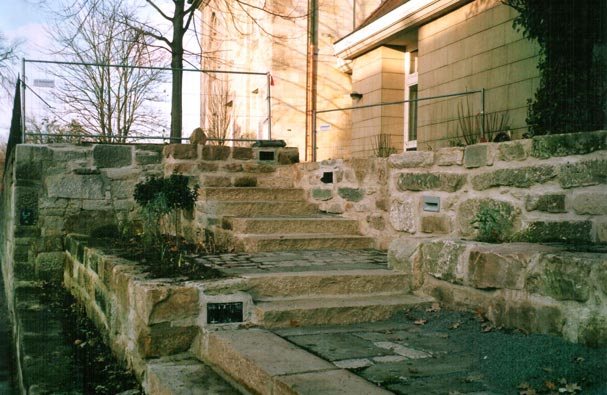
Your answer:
46,174 -> 105,199
396,172 -> 466,192
234,176 -> 258,187
420,239 -> 467,284
200,146 -> 232,161
198,162 -> 220,172
388,151 -> 434,168
525,194 -> 566,213
578,315 -> 607,347
367,214 -> 385,231
337,187 -> 363,202
312,189 -> 333,201
232,147 -> 254,160
278,149 -> 299,165
203,176 -> 232,188
421,215 -> 451,234
487,295 -> 564,336
436,147 -> 464,166
387,238 -> 422,288
164,144 -> 198,160
515,221 -> 592,244
137,323 -> 198,358
134,284 -> 199,325
467,247 -> 528,290
597,220 -> 607,243
464,144 -> 493,168
471,165 -> 556,190
93,145 -> 132,168
35,252 -> 66,281
531,130 -> 607,159
571,192 -> 607,215
497,140 -> 531,161
242,162 -> 276,173
526,253 -> 594,302
559,160 -> 607,188
457,198 -> 520,240
389,196 -> 417,233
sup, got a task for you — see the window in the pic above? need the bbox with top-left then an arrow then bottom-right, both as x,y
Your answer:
404,50 -> 418,150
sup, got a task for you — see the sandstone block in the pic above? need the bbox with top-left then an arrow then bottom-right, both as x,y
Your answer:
202,146 -> 230,161
134,284 -> 199,325
467,247 -> 529,290
559,160 -> 607,188
189,127 -> 207,145
531,130 -> 607,159
46,174 -> 105,199
579,315 -> 607,347
35,252 -> 66,281
420,239 -> 468,284
497,140 -> 531,161
471,165 -> 556,190
514,221 -> 592,244
202,176 -> 231,187
487,296 -> 564,336
224,163 -> 244,172
234,176 -> 257,187
135,149 -> 162,165
421,215 -> 451,234
457,198 -> 520,240
165,144 -> 198,160
367,214 -> 386,230
388,151 -> 434,168
396,172 -> 466,192
15,186 -> 38,225
312,188 -> 333,201
337,187 -> 364,202
525,194 -> 566,213
198,162 -> 219,172
436,147 -> 464,166
137,323 -> 198,358
389,196 -> 417,233
93,145 -> 132,168
526,253 -> 595,302
597,220 -> 607,243
233,147 -> 254,160
464,144 -> 493,168
387,238 -> 422,288
571,192 -> 607,215
278,149 -> 299,164
242,162 -> 275,173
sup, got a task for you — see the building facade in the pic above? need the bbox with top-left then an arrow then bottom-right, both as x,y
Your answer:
199,0 -> 539,160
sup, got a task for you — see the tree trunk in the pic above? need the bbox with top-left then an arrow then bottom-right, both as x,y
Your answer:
170,0 -> 185,143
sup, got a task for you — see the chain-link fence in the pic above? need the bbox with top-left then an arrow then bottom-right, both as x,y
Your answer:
21,59 -> 272,144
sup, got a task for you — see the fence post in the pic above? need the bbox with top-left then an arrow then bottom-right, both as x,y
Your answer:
21,58 -> 26,142
267,72 -> 272,140
480,88 -> 486,140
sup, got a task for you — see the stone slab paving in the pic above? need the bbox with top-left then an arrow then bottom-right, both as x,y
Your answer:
194,249 -> 388,275
274,308 -> 607,395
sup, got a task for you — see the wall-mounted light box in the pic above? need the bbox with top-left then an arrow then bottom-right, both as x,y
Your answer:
422,196 -> 440,212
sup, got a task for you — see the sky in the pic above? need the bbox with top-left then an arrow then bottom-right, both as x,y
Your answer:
0,0 -> 202,142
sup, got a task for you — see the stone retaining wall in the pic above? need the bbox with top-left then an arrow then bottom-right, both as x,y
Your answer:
388,238 -> 607,346
294,130 -> 607,249
63,234 -> 252,380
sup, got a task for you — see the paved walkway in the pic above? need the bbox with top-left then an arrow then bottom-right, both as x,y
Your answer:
274,308 -> 607,395
194,249 -> 389,274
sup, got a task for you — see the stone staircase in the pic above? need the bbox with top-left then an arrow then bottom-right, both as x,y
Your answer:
196,187 -> 375,252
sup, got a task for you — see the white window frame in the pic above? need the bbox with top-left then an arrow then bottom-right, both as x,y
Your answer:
404,51 -> 418,151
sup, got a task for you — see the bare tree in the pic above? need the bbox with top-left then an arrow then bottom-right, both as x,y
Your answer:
205,78 -> 233,145
50,0 -> 163,143
0,32 -> 20,95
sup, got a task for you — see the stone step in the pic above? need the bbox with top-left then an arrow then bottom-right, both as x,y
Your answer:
199,187 -> 306,202
201,329 -> 393,395
243,270 -> 409,299
253,293 -> 434,328
197,201 -> 319,217
238,234 -> 375,252
224,216 -> 361,235
145,354 -> 243,395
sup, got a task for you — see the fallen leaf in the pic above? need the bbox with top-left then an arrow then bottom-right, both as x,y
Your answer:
545,381 -> 556,390
449,322 -> 461,330
574,357 -> 585,364
426,302 -> 441,313
543,367 -> 554,373
414,319 -> 427,326
481,322 -> 494,332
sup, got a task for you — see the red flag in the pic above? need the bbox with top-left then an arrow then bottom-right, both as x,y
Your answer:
267,72 -> 275,86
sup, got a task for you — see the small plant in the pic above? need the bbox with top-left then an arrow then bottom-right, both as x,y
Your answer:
471,205 -> 511,243
133,173 -> 199,254
456,97 -> 511,144
372,133 -> 397,157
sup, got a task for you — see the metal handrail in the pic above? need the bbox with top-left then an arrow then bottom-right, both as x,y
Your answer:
313,88 -> 486,161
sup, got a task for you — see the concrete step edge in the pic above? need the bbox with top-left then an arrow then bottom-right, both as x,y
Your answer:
254,293 -> 432,310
